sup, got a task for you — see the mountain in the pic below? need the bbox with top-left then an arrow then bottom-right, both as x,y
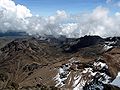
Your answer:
0,35 -> 120,90
0,32 -> 28,37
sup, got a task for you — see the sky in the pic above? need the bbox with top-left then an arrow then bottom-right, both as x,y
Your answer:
0,0 -> 120,38
14,0 -> 120,16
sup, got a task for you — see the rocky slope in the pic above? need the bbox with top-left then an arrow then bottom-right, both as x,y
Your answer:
0,35 -> 120,90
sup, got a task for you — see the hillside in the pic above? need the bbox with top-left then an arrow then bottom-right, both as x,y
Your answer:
0,36 -> 120,90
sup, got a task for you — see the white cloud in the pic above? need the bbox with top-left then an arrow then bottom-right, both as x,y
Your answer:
115,12 -> 120,16
116,1 -> 120,7
0,0 -> 120,38
106,0 -> 112,3
47,10 -> 68,24
0,0 -> 32,18
91,6 -> 108,20
106,0 -> 120,8
16,5 -> 32,18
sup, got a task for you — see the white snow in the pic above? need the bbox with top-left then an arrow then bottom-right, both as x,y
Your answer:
111,72 -> 120,88
105,41 -> 116,45
53,64 -> 70,87
94,61 -> 108,69
73,75 -> 81,87
73,75 -> 85,90
54,58 -> 111,89
82,68 -> 92,74
73,82 -> 83,90
54,72 -> 70,87
88,83 -> 104,90
99,73 -> 111,84
59,68 -> 64,73
104,44 -> 113,51
54,73 -> 64,87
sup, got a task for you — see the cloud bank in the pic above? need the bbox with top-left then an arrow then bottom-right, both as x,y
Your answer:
0,0 -> 120,38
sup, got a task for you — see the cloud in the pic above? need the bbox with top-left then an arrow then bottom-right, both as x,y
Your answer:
0,0 -> 120,38
115,1 -> 120,7
106,0 -> 112,4
0,0 -> 32,18
115,12 -> 120,16
47,10 -> 68,24
0,0 -> 32,32
106,0 -> 120,8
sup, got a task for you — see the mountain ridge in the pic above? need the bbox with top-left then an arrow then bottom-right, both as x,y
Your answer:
0,35 -> 120,90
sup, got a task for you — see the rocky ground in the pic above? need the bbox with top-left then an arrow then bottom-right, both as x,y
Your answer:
0,35 -> 120,90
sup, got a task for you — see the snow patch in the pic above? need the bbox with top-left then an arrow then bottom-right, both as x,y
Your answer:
105,41 -> 116,45
54,58 -> 111,89
94,61 -> 108,69
111,72 -> 120,88
104,44 -> 113,51
53,64 -> 70,87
